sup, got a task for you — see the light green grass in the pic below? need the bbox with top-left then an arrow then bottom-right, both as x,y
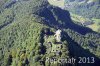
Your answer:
70,13 -> 100,32
48,0 -> 64,8
70,13 -> 89,23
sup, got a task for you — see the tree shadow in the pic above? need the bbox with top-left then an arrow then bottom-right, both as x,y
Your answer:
34,4 -> 100,66
35,5 -> 99,35
63,32 -> 100,66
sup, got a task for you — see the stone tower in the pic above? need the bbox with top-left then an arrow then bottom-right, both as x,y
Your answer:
54,29 -> 62,42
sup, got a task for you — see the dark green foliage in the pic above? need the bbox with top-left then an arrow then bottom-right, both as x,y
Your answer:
52,38 -> 56,44
0,0 -> 48,66
65,0 -> 100,19
34,55 -> 41,62
65,29 -> 100,57
0,0 -> 100,66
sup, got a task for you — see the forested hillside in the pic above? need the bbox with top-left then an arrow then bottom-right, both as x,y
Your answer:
0,0 -> 100,66
64,0 -> 100,32
65,0 -> 100,19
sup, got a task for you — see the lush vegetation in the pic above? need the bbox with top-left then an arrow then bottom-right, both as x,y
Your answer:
70,13 -> 100,32
0,0 -> 49,66
0,0 -> 100,66
65,29 -> 100,57
64,0 -> 100,32
65,0 -> 100,19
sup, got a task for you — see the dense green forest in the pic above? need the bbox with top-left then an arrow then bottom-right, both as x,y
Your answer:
0,0 -> 100,66
65,0 -> 100,19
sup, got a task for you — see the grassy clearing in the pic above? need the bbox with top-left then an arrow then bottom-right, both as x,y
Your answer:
87,24 -> 99,31
48,0 -> 64,8
70,13 -> 100,32
88,18 -> 100,31
70,13 -> 88,23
